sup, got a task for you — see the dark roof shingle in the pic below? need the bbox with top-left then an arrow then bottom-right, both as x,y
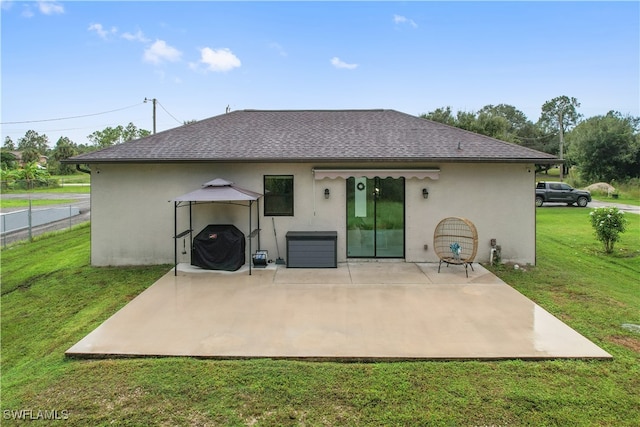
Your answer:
68,109 -> 558,164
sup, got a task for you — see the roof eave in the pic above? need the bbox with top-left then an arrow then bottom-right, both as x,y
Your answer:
63,156 -> 561,165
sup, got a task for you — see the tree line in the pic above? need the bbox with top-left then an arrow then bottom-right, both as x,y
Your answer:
1,123 -> 150,175
421,95 -> 639,182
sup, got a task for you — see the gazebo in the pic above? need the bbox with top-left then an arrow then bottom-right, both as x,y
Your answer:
173,179 -> 262,275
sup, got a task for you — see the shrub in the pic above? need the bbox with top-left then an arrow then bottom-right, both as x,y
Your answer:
589,207 -> 628,253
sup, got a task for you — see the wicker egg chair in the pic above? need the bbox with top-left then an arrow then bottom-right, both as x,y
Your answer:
433,217 -> 478,277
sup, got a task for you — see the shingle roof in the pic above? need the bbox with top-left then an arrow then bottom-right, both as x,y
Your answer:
67,109 -> 558,164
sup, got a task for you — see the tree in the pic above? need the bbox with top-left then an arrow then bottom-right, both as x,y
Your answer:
421,107 -> 456,126
50,136 -> 78,175
566,111 -> 640,182
122,122 -> 151,141
87,123 -> 150,148
478,104 -> 530,135
3,136 -> 15,150
539,96 -> 582,180
17,130 -> 50,155
1,150 -> 18,170
87,126 -> 122,148
477,104 -> 532,143
455,110 -> 478,133
422,104 -> 540,144
11,161 -> 50,190
473,112 -> 510,141
21,148 -> 41,164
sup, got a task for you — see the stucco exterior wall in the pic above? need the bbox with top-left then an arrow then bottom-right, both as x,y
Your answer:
89,162 -> 536,266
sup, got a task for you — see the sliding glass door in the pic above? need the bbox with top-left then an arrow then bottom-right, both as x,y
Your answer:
346,177 -> 405,258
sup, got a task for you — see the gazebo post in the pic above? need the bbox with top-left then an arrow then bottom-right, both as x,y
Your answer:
174,201 -> 178,276
249,200 -> 252,276
189,201 -> 193,256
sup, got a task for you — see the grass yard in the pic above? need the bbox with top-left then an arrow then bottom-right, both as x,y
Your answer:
2,173 -> 90,195
1,212 -> 639,426
51,173 -> 91,185
0,198 -> 79,209
2,185 -> 91,195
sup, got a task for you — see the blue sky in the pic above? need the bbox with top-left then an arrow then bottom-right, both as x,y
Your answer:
2,1 -> 638,147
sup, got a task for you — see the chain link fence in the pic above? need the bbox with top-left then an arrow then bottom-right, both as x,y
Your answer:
1,179 -> 90,246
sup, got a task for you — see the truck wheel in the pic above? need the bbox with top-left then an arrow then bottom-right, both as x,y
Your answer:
577,196 -> 588,207
535,196 -> 544,207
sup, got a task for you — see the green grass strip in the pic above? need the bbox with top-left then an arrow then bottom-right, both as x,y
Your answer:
0,198 -> 79,209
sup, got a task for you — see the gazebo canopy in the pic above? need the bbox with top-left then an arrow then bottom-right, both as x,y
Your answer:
173,178 -> 263,275
174,178 -> 262,203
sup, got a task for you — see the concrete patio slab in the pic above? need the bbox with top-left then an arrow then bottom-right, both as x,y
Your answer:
66,262 -> 612,360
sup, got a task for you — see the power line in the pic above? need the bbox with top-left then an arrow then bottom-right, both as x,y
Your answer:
514,132 -> 558,142
157,101 -> 183,125
0,102 -> 143,125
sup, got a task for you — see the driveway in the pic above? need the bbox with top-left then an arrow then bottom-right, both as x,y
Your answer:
66,262 -> 611,360
589,200 -> 640,214
539,200 -> 639,214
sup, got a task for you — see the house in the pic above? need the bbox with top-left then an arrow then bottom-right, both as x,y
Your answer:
67,109 -> 558,267
7,150 -> 48,168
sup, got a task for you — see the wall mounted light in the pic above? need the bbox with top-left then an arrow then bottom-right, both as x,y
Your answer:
422,188 -> 429,199
324,188 -> 330,199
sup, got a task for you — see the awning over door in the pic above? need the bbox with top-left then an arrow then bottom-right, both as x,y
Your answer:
312,168 -> 440,180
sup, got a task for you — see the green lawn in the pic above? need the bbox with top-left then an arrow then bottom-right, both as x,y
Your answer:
1,212 -> 639,426
2,185 -> 91,195
0,198 -> 79,209
51,173 -> 91,185
2,173 -> 90,194
592,193 -> 639,206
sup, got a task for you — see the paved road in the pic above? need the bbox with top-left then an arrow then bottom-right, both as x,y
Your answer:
1,193 -> 91,245
588,200 -> 640,215
539,200 -> 640,215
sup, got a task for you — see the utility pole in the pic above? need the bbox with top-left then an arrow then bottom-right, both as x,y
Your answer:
144,97 -> 157,134
558,110 -> 564,182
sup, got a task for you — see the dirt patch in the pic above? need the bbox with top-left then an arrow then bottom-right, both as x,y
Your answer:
609,335 -> 640,353
585,182 -> 616,193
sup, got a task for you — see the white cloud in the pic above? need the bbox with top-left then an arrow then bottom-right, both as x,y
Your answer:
122,30 -> 149,43
88,23 -> 118,40
38,1 -> 64,15
8,0 -> 63,17
393,14 -> 418,28
269,42 -> 287,57
21,6 -> 34,18
194,47 -> 241,72
330,57 -> 358,70
143,39 -> 182,64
